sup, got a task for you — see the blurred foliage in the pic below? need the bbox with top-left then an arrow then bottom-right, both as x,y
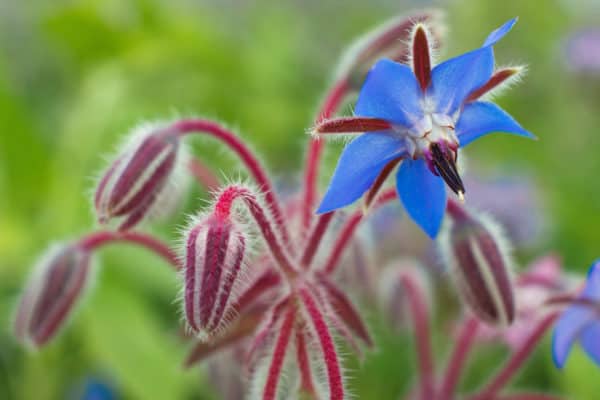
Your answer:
1,0 -> 600,398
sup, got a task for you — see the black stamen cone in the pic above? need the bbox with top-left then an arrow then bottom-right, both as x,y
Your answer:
430,143 -> 465,196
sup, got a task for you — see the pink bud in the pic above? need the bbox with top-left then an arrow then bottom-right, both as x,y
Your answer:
94,124 -> 186,230
441,205 -> 515,326
14,243 -> 92,348
183,213 -> 247,340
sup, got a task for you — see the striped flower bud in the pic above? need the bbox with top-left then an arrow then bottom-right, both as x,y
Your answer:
14,243 -> 92,348
95,123 -> 186,231
440,203 -> 515,326
183,213 -> 247,340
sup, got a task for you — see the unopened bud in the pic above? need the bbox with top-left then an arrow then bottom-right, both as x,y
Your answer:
14,243 -> 92,348
440,204 -> 515,326
94,123 -> 186,230
183,213 -> 247,340
335,10 -> 445,87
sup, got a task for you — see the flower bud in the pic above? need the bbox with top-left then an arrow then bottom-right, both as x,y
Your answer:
440,205 -> 515,326
14,243 -> 92,348
183,213 -> 247,340
95,123 -> 186,230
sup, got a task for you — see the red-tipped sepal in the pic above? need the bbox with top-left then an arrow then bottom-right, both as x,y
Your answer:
335,10 -> 445,86
94,123 -> 187,230
14,243 -> 92,348
183,212 -> 247,340
411,24 -> 433,91
441,201 -> 515,326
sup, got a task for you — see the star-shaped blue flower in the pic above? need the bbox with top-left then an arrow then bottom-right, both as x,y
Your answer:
317,18 -> 535,238
552,260 -> 600,368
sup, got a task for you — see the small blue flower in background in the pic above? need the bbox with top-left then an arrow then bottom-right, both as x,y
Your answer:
317,18 -> 535,238
552,260 -> 600,368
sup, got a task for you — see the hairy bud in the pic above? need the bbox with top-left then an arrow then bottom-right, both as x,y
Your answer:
95,123 -> 185,230
14,243 -> 92,348
183,213 -> 247,340
440,204 -> 515,326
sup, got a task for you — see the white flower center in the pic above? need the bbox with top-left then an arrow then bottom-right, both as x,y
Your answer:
402,113 -> 459,158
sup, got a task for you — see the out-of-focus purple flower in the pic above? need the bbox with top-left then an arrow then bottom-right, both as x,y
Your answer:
552,259 -> 600,368
564,28 -> 600,73
464,174 -> 547,247
14,243 -> 92,348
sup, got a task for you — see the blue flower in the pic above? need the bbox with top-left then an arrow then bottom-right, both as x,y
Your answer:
552,260 -> 600,368
317,18 -> 534,238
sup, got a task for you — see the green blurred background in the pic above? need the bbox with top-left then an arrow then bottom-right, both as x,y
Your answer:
1,0 -> 600,398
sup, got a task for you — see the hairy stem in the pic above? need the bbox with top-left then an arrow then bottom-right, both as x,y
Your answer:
438,317 -> 479,400
401,274 -> 435,400
169,118 -> 292,253
471,312 -> 560,400
301,79 -> 351,231
300,212 -> 335,269
78,230 -> 180,270
322,188 -> 397,274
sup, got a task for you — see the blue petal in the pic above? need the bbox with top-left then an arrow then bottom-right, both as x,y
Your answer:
483,18 -> 518,47
395,158 -> 447,238
317,132 -> 406,213
355,59 -> 423,127
552,305 -> 595,368
430,47 -> 494,115
580,321 -> 600,366
582,260 -> 600,300
455,101 -> 535,147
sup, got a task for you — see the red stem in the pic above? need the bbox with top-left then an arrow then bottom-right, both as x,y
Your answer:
187,157 -> 220,192
322,188 -> 397,274
169,119 -> 292,253
300,212 -> 335,269
213,186 -> 297,278
301,79 -> 351,231
263,307 -> 297,400
296,330 -> 316,395
298,286 -> 345,400
438,317 -> 479,400
401,274 -> 435,400
78,230 -> 180,270
471,312 -> 560,400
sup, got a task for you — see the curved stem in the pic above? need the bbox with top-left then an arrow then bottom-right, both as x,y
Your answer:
471,312 -> 560,400
321,188 -> 397,274
438,316 -> 479,400
213,185 -> 297,278
300,212 -> 334,269
401,274 -> 435,400
78,230 -> 180,270
301,79 -> 351,231
168,119 -> 292,253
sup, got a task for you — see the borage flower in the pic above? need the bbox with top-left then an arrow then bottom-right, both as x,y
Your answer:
552,259 -> 600,368
316,18 -> 534,238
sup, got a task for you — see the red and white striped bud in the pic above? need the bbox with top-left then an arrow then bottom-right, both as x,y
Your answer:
440,204 -> 515,326
183,213 -> 247,340
94,123 -> 187,231
14,243 -> 92,348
